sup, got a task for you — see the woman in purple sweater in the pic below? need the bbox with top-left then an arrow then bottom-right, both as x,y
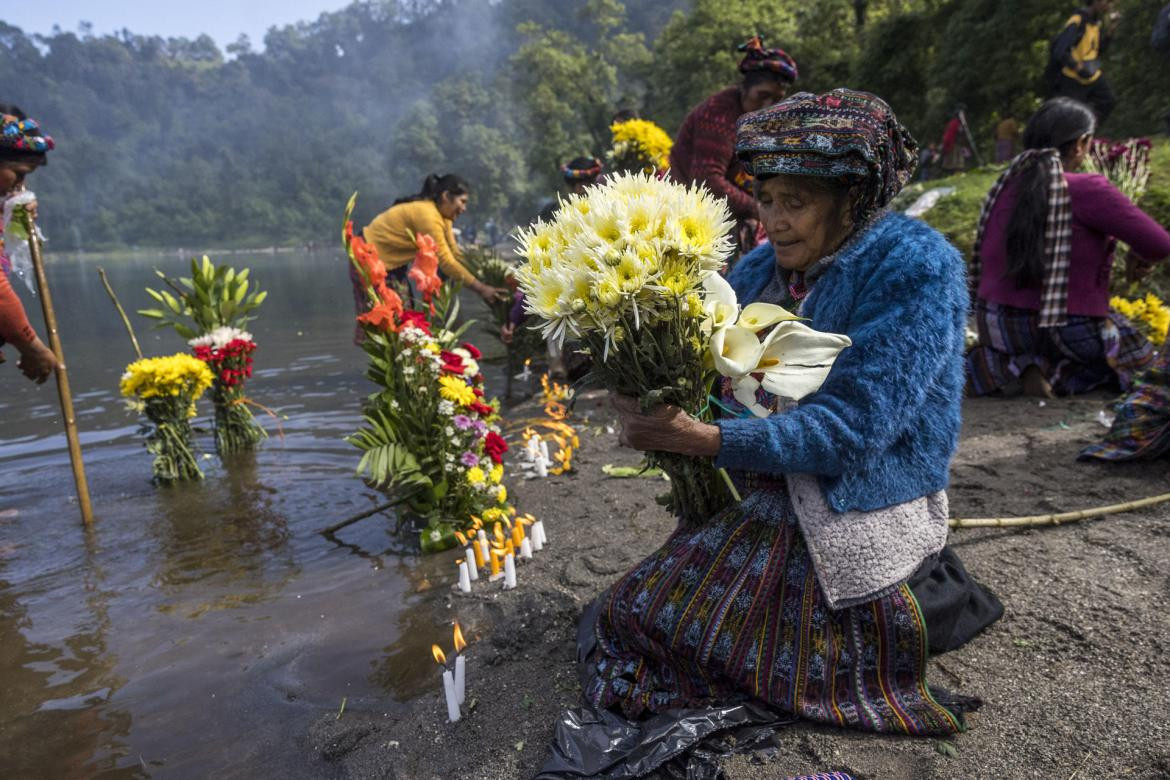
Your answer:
967,98 -> 1170,397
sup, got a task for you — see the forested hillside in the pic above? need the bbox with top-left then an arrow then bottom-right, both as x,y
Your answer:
2,0 -> 1166,249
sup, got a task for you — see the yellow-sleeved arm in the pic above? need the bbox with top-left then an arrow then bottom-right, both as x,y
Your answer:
421,206 -> 475,285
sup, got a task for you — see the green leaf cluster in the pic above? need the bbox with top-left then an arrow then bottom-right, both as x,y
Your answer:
138,255 -> 267,339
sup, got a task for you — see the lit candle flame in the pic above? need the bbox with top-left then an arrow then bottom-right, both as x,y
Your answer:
453,622 -> 467,652
493,523 -> 505,544
432,644 -> 447,666
454,531 -> 468,546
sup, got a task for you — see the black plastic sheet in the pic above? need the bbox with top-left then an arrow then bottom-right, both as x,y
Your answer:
536,595 -> 796,779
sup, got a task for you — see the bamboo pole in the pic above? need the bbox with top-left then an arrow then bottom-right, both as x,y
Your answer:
97,267 -> 143,359
22,212 -> 94,525
949,491 -> 1170,529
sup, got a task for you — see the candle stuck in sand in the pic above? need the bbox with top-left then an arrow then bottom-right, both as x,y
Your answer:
432,645 -> 460,722
503,552 -> 517,590
453,622 -> 467,705
456,558 -> 471,593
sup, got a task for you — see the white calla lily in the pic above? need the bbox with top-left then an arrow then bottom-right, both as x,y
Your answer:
701,271 -> 739,331
755,321 -> 852,401
710,324 -> 765,377
737,302 -> 803,332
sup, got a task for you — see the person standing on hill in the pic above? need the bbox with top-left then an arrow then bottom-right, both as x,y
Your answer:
0,104 -> 58,384
670,35 -> 797,256
1046,0 -> 1120,123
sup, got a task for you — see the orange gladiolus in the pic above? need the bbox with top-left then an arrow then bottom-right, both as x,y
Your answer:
357,293 -> 404,332
350,234 -> 387,288
408,233 -> 442,303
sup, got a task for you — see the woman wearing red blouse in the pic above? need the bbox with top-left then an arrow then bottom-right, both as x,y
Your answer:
0,104 -> 57,384
967,98 -> 1170,397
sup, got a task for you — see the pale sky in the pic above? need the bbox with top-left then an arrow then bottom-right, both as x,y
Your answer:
2,0 -> 355,50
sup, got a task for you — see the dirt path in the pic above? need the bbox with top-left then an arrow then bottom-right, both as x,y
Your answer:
308,393 -> 1170,779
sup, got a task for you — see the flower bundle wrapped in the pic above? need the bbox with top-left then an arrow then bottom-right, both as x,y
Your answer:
516,172 -> 736,523
343,194 -> 514,552
1086,137 -> 1152,204
189,326 -> 267,453
1111,293 -> 1170,345
609,119 -> 673,175
120,353 -> 214,483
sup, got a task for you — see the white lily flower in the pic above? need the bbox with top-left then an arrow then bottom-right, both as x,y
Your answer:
710,324 -> 765,378
754,321 -> 852,406
737,302 -> 803,332
701,272 -> 739,331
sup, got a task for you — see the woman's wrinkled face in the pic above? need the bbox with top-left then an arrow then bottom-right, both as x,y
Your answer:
438,191 -> 469,221
0,161 -> 39,197
756,175 -> 851,272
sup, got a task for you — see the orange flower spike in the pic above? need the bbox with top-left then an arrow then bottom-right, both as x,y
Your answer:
408,232 -> 442,304
357,298 -> 403,332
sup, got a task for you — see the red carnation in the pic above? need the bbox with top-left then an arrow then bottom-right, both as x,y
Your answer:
440,350 -> 466,375
399,310 -> 431,333
469,401 -> 494,417
461,342 -> 482,360
483,431 -> 508,464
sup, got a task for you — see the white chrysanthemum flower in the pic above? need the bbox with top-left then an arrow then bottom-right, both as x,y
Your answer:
188,326 -> 254,349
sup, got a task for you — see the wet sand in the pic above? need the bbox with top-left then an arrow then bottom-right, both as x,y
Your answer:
308,392 -> 1170,779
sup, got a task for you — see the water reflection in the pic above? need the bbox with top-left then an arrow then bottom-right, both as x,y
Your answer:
0,249 -> 509,776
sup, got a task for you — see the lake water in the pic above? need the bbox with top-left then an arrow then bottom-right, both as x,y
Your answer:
0,249 -> 510,777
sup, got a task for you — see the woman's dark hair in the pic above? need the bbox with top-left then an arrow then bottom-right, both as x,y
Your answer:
1004,98 -> 1096,288
0,103 -> 28,119
742,70 -> 787,92
394,173 -> 470,206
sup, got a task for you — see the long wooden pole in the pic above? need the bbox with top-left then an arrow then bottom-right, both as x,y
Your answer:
22,212 -> 94,525
949,491 -> 1170,529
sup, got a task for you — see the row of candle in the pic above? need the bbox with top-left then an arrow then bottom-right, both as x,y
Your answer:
454,514 -> 547,594
432,623 -> 468,722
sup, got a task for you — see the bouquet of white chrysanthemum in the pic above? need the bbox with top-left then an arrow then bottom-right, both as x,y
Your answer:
516,172 -> 737,523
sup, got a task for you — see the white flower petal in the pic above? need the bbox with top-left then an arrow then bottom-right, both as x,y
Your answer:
711,325 -> 764,377
737,302 -> 802,332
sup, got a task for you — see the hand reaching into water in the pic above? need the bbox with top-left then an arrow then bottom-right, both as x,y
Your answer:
17,338 -> 59,384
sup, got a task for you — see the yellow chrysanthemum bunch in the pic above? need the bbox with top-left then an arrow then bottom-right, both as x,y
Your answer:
120,353 -> 214,401
1111,293 -> 1170,345
610,119 -> 673,173
515,172 -> 734,353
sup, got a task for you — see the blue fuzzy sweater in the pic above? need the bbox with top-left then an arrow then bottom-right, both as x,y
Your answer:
716,212 -> 968,513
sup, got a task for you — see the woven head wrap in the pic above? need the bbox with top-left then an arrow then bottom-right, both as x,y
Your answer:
561,157 -> 603,184
735,89 -> 918,223
737,35 -> 798,83
0,114 -> 54,163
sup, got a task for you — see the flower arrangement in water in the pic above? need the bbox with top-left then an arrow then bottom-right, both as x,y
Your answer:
343,194 -> 514,552
120,353 -> 214,483
609,118 -> 673,175
516,172 -> 849,524
189,326 -> 267,453
140,256 -> 270,454
1111,292 -> 1170,346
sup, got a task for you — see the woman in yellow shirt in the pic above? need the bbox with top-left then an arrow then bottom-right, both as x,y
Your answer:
362,173 -> 508,306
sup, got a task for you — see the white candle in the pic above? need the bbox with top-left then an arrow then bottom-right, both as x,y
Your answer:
520,537 -> 533,560
442,669 -> 461,722
533,519 -> 547,548
464,547 -> 479,580
539,439 -> 550,462
454,654 -> 466,705
535,456 -> 548,478
457,560 -> 471,593
503,553 -> 517,590
525,437 -> 539,461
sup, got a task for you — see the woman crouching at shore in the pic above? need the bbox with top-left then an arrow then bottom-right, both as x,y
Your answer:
597,90 -> 1002,735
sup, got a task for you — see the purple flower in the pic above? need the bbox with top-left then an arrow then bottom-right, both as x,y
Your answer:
453,414 -> 474,430
471,420 -> 488,436
460,451 -> 480,467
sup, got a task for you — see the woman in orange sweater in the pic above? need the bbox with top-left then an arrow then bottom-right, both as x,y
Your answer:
361,174 -> 508,306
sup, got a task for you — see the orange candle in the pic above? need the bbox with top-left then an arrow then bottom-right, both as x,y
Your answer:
489,547 -> 502,579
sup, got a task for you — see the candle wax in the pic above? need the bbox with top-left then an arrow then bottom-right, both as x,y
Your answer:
465,547 -> 480,579
442,669 -> 461,722
457,560 -> 471,593
503,553 -> 517,590
454,654 -> 466,705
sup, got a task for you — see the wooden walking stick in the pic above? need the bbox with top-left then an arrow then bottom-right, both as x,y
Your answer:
20,210 -> 94,525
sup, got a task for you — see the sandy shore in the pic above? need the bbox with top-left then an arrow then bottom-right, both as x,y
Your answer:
307,391 -> 1170,779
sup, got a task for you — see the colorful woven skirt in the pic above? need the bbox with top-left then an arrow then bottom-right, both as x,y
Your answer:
966,299 -> 1152,396
1081,340 -> 1170,461
585,475 -> 964,736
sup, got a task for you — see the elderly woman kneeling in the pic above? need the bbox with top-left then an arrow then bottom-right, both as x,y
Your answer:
596,90 -> 1001,735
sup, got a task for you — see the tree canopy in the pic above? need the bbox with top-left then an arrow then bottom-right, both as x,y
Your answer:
1,0 -> 1165,250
